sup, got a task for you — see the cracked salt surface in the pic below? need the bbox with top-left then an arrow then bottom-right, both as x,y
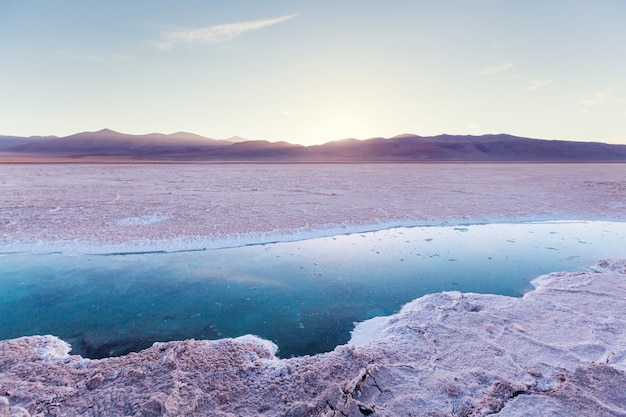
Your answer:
1,162 -> 625,415
115,214 -> 169,226
1,259 -> 625,416
1,163 -> 625,253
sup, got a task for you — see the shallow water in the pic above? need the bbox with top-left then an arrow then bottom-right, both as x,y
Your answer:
1,221 -> 624,358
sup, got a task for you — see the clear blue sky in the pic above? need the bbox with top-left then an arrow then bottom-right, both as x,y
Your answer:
1,1 -> 625,145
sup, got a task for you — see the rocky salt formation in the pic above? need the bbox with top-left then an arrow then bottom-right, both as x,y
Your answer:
1,259 -> 625,416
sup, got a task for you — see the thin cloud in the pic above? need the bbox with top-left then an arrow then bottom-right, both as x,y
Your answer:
61,50 -> 105,62
526,79 -> 553,91
481,62 -> 514,76
156,14 -> 297,50
578,90 -> 616,112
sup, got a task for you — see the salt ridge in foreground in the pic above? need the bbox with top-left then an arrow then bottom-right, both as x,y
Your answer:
1,259 -> 625,416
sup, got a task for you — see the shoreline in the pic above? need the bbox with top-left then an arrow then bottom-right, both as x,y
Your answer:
3,163 -> 625,251
1,258 -> 624,415
3,219 -> 625,362
3,217 -> 626,255
1,163 -> 625,414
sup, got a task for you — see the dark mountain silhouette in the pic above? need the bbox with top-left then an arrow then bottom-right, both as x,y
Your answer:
0,134 -> 57,151
309,134 -> 626,162
208,140 -> 313,159
2,129 -> 626,162
7,129 -> 231,155
224,136 -> 250,143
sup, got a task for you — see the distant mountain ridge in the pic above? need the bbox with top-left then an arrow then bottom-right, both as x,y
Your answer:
2,129 -> 626,162
3,129 -> 234,155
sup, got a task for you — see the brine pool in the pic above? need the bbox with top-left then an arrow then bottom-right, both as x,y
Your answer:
1,221 -> 625,359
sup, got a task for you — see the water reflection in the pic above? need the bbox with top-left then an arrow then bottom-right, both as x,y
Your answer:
0,221 -> 624,358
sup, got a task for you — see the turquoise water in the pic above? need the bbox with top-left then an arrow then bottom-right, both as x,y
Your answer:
1,221 -> 624,358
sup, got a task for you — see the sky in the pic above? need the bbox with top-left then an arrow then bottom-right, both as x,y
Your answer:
1,0 -> 625,145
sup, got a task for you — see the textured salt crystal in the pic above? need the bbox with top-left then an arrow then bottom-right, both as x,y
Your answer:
0,259 -> 624,416
1,163 -> 625,253
1,163 -> 625,414
349,316 -> 388,346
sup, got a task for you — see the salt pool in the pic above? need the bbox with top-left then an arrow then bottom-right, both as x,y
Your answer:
1,221 -> 624,358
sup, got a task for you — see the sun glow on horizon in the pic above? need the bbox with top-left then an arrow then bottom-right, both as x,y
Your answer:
1,2 -> 625,145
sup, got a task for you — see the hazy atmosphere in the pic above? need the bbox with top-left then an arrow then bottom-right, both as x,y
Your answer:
2,3 -> 626,415
1,0 -> 625,144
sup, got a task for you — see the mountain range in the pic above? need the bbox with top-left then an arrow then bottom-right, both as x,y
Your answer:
2,129 -> 626,162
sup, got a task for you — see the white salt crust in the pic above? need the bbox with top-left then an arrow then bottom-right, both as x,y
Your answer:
1,163 -> 625,253
1,163 -> 625,415
0,259 -> 625,415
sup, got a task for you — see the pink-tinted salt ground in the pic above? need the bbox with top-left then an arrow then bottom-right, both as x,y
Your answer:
1,260 -> 625,416
1,163 -> 625,416
1,163 -> 625,251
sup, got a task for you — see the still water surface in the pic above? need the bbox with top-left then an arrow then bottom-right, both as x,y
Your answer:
1,221 -> 624,358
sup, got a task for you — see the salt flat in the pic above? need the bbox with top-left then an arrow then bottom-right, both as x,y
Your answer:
1,163 -> 625,251
1,162 -> 625,416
